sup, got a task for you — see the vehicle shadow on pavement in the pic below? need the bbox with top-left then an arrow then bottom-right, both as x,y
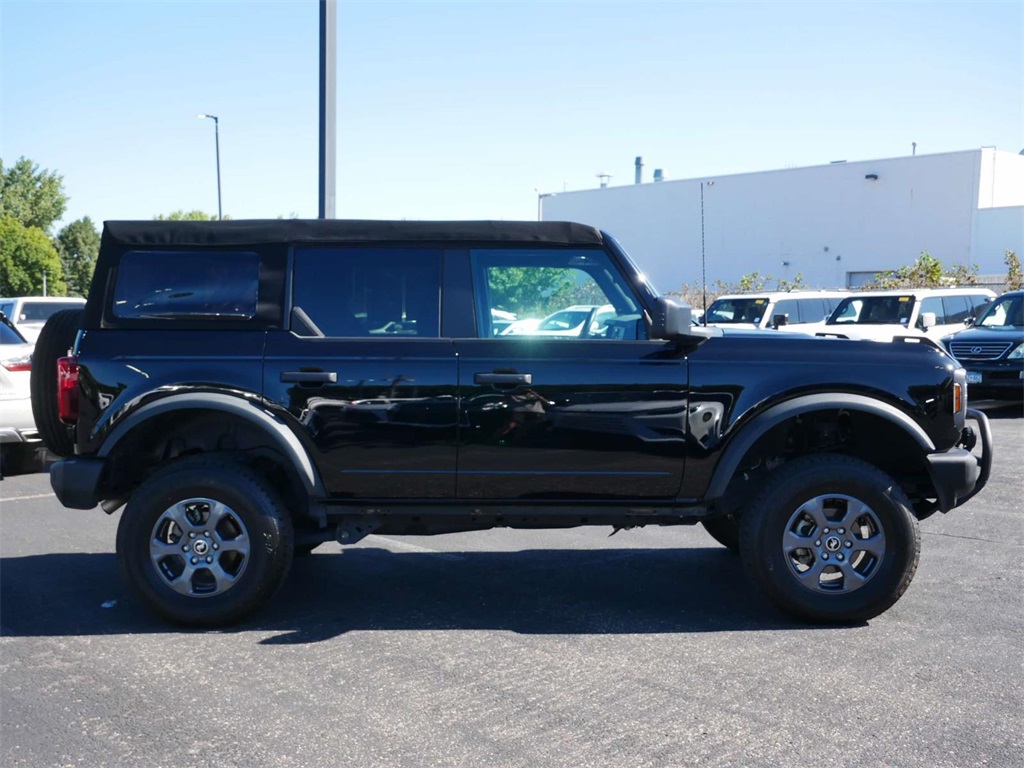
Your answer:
260,546 -> 827,642
0,548 -> 836,640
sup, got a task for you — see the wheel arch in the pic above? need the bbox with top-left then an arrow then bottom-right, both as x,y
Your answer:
99,393 -> 325,509
705,393 -> 936,509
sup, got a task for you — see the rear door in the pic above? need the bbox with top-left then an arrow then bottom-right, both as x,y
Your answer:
262,246 -> 458,499
451,246 -> 688,501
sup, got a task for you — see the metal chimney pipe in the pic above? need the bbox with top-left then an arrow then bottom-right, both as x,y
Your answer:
634,156 -> 643,184
653,169 -> 664,182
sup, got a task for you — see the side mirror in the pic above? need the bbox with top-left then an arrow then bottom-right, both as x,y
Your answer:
965,316 -> 976,327
772,313 -> 789,330
920,312 -> 937,330
651,297 -> 693,340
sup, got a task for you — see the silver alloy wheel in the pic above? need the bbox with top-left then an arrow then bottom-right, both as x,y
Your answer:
149,497 -> 250,597
782,494 -> 886,594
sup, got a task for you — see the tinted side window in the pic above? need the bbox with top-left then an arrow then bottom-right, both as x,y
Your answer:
968,294 -> 992,317
917,296 -> 945,328
773,299 -> 800,324
796,298 -> 829,323
113,251 -> 259,319
942,295 -> 970,324
292,247 -> 441,338
470,248 -> 643,340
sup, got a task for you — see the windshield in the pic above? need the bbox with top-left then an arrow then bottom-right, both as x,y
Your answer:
17,300 -> 84,323
705,297 -> 769,325
976,294 -> 1023,328
828,295 -> 915,325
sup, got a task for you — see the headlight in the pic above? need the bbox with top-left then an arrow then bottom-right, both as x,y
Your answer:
1007,343 -> 1024,360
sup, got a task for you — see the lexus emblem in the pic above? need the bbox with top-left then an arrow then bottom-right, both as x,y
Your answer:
971,346 -> 983,354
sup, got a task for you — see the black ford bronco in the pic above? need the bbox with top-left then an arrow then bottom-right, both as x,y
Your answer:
35,219 -> 992,626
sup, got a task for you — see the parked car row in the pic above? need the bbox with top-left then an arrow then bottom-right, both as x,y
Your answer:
701,287 -> 997,340
700,286 -> 1021,400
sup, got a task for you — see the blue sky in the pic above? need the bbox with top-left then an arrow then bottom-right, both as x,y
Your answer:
1,0 -> 1021,229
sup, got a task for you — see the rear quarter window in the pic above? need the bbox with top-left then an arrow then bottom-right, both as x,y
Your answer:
113,251 -> 259,319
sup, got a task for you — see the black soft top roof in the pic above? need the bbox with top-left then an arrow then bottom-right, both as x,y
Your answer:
102,219 -> 604,248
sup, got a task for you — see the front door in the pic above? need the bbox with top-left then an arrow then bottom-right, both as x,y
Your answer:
453,246 -> 688,500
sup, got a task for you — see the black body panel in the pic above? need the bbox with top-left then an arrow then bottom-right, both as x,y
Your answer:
60,219 -> 986,523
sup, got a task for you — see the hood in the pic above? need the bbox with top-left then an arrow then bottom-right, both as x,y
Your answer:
815,323 -> 923,342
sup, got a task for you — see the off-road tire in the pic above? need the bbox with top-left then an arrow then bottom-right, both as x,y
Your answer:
29,308 -> 83,457
739,454 -> 920,624
116,456 -> 294,627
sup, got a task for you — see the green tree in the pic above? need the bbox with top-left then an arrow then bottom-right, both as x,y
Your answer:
866,251 -> 978,289
57,216 -> 100,297
1005,250 -> 1023,291
0,157 -> 68,232
486,267 -> 574,316
0,216 -> 66,296
669,272 -> 807,309
155,209 -> 225,221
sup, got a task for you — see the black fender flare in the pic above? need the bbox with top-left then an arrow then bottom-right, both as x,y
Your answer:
703,393 -> 935,501
98,393 -> 325,498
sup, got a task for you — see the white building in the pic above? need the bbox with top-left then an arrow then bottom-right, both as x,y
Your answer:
539,148 -> 1024,293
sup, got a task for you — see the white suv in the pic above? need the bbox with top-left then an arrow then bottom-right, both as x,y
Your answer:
813,288 -> 995,342
0,296 -> 86,343
702,290 -> 847,331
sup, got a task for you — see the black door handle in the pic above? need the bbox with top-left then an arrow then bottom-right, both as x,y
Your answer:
281,370 -> 338,384
474,372 -> 532,386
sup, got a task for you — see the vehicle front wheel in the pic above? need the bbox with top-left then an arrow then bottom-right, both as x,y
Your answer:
116,457 -> 294,627
739,455 -> 920,623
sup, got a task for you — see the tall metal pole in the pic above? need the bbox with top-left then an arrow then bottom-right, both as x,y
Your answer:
198,114 -> 222,220
700,182 -> 706,320
213,117 -> 222,221
319,0 -> 337,219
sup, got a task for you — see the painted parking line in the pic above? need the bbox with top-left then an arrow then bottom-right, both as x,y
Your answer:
0,493 -> 56,503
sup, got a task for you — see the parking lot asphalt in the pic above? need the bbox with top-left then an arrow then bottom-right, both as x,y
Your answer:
1,402 -> 1021,768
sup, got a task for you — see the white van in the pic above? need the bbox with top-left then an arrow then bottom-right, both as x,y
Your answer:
702,290 -> 848,331
0,296 -> 87,343
812,288 -> 995,342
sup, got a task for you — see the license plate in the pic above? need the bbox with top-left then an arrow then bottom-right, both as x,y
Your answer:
966,372 -> 983,384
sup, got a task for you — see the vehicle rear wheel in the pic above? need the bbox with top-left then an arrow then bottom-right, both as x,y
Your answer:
739,454 -> 920,623
29,308 -> 83,457
116,456 -> 294,627
701,515 -> 740,552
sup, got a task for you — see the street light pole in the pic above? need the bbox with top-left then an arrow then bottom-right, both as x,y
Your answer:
197,114 -> 222,220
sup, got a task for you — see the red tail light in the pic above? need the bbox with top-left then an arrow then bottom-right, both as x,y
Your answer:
57,356 -> 80,424
1,356 -> 32,372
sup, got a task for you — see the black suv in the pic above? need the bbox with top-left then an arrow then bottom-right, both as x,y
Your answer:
35,220 -> 991,626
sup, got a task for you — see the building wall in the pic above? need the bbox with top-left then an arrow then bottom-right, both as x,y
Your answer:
541,149 -> 1024,293
972,206 -> 1024,267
